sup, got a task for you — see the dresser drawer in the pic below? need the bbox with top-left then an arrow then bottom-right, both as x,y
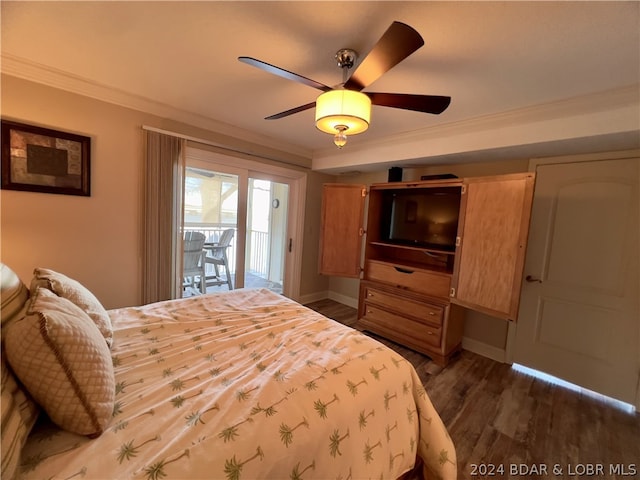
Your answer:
363,287 -> 444,326
365,260 -> 451,298
360,304 -> 442,349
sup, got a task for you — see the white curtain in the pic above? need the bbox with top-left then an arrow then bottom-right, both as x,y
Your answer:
142,131 -> 185,303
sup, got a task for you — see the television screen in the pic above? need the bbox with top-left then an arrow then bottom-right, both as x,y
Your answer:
381,187 -> 461,250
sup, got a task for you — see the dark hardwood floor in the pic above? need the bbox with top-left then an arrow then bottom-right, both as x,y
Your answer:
305,298 -> 640,479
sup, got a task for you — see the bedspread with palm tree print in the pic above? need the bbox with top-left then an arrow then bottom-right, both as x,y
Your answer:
18,288 -> 456,480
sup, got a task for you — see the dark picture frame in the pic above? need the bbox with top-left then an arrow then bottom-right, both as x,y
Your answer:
1,120 -> 90,196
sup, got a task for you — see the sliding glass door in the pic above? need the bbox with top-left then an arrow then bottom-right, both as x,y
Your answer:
181,146 -> 305,300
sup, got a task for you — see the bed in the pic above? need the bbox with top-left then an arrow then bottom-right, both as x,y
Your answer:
1,264 -> 456,480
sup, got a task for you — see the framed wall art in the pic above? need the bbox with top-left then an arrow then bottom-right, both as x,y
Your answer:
1,120 -> 91,196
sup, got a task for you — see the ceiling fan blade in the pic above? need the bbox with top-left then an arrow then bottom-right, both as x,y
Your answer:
265,102 -> 316,120
238,56 -> 332,92
343,21 -> 425,91
367,93 -> 451,114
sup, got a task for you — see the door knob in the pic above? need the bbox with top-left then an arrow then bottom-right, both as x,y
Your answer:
525,275 -> 542,283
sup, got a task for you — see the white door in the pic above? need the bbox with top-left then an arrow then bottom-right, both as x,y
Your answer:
513,157 -> 639,405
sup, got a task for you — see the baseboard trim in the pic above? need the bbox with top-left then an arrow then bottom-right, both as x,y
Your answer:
462,337 -> 507,363
327,291 -> 358,309
298,291 -> 328,305
298,290 -> 359,309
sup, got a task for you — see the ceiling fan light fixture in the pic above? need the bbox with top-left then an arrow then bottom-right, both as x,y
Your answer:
315,90 -> 371,147
241,23 -> 451,148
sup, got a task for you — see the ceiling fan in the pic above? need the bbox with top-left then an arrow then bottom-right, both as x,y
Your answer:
238,21 -> 451,148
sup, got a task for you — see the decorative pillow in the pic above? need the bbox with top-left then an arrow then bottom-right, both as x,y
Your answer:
4,287 -> 115,437
30,267 -> 113,348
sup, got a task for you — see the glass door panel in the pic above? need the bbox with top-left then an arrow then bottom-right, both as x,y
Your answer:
183,166 -> 239,297
245,178 -> 289,293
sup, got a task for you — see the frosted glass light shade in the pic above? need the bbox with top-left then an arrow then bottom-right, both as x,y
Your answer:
315,90 -> 371,135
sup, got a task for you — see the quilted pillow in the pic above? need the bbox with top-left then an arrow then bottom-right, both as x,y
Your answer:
4,287 -> 115,437
30,267 -> 113,348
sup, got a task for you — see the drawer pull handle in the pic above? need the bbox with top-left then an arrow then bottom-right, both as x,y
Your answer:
427,331 -> 434,335
394,266 -> 414,274
428,312 -> 435,316
368,293 -> 374,297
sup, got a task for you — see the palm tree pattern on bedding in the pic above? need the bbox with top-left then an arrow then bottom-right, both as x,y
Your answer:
18,288 -> 456,480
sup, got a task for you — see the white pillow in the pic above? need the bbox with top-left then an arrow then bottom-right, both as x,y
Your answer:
4,287 -> 115,437
30,267 -> 113,348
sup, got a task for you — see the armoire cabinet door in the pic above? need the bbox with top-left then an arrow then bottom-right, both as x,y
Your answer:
318,183 -> 366,277
451,173 -> 535,320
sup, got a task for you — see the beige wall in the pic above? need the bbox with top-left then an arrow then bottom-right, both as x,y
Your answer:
1,76 -> 144,308
0,75 -> 325,308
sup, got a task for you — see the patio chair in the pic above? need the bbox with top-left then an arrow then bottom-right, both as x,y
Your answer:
183,231 -> 207,295
205,228 -> 234,290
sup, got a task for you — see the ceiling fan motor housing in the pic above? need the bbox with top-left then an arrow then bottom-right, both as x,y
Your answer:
335,49 -> 357,70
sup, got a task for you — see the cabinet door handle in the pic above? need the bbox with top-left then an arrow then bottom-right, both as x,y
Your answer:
525,275 -> 542,283
394,266 -> 414,274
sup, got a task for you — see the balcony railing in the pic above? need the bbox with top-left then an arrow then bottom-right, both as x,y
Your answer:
184,224 -> 269,279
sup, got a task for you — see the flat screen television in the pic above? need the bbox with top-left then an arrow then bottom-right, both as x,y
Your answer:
380,187 -> 461,251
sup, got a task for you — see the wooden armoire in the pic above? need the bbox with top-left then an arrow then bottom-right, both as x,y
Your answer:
319,173 -> 535,365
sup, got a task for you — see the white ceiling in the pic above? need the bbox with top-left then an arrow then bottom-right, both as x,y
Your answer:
1,1 -> 639,172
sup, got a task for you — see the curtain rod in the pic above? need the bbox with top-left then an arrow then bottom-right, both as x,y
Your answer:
141,125 -> 310,170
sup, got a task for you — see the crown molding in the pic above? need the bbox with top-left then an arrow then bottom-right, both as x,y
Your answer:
315,84 -> 640,156
312,84 -> 640,170
0,53 -> 312,160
